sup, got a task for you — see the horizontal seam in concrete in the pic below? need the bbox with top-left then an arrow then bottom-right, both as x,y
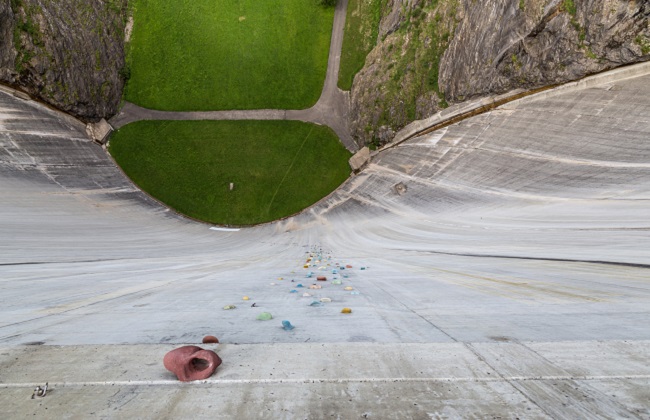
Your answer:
2,375 -> 649,388
408,249 -> 650,269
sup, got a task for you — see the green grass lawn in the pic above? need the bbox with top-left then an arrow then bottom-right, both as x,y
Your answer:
108,121 -> 352,225
338,0 -> 383,90
124,0 -> 334,111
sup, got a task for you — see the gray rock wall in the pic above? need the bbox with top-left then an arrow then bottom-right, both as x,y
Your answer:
0,0 -> 128,121
440,0 -> 650,102
350,0 -> 650,147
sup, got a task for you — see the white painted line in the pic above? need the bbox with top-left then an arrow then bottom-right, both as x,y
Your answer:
1,375 -> 649,388
209,227 -> 240,232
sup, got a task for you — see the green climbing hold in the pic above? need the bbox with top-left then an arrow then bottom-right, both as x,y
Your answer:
256,312 -> 273,321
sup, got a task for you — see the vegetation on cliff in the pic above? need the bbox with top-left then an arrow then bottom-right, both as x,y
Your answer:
348,0 -> 650,148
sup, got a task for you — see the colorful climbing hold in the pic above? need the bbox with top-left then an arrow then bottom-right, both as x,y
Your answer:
256,312 -> 273,321
223,305 -> 236,310
242,296 -> 250,301
320,297 -> 332,303
202,335 -> 219,344
317,276 -> 327,281
341,308 -> 352,314
344,286 -> 354,291
332,280 -> 342,285
282,320 -> 295,331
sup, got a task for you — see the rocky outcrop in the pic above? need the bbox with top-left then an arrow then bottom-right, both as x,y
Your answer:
0,0 -> 128,121
350,0 -> 650,147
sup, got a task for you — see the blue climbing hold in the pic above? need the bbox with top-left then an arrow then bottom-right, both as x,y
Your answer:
282,320 -> 295,331
296,283 -> 304,288
290,289 -> 298,293
308,300 -> 322,307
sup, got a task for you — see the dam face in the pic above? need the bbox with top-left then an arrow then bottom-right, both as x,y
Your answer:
1,68 -> 649,416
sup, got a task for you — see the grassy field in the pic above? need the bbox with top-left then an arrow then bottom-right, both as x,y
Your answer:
338,0 -> 383,90
109,121 -> 352,225
125,0 -> 334,111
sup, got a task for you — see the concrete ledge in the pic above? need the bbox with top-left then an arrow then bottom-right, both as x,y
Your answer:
349,146 -> 370,173
86,119 -> 113,145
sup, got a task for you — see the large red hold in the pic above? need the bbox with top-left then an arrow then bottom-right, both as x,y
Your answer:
163,345 -> 222,382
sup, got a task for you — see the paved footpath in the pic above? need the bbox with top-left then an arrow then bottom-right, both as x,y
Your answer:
109,0 -> 356,152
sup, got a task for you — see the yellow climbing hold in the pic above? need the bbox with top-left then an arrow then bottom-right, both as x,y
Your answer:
242,296 -> 250,301
341,308 -> 352,314
344,286 -> 354,291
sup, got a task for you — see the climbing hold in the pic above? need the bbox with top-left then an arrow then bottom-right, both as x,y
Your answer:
296,283 -> 304,288
343,274 -> 349,278
302,292 -> 312,297
344,286 -> 354,291
346,265 -> 353,269
309,284 -> 322,289
256,312 -> 273,321
332,269 -> 338,274
163,346 -> 222,382
278,277 -> 283,280
223,305 -> 236,310
320,297 -> 332,303
290,289 -> 298,293
350,291 -> 360,295
303,265 -> 309,269
332,280 -> 342,285
270,282 -> 276,286
282,320 -> 295,331
317,276 -> 327,281
242,296 -> 250,301
339,267 -> 345,270
341,308 -> 352,314
202,335 -> 219,344
309,300 -> 322,306
360,267 -> 366,270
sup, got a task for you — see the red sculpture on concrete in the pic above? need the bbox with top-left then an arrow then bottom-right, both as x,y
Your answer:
163,346 -> 222,382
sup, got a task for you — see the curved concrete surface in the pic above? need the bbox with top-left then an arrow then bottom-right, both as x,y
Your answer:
1,66 -> 650,417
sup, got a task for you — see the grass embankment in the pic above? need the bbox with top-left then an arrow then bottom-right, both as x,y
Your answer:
125,0 -> 334,111
109,121 -> 352,226
338,0 -> 383,90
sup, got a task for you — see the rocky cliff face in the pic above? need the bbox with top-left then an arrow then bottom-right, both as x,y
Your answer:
0,0 -> 128,121
351,0 -> 650,147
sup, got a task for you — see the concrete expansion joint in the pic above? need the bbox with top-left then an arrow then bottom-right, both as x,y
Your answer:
3,374 -> 650,389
